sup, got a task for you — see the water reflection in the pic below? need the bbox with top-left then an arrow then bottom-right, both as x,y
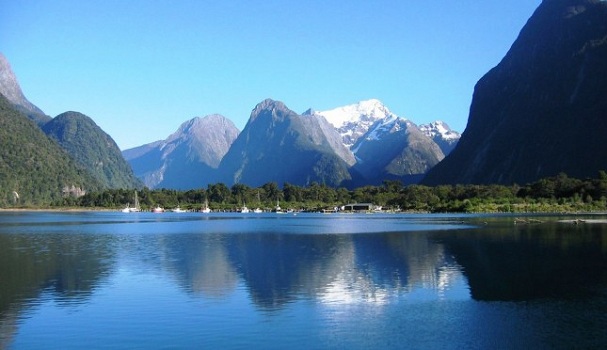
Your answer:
433,219 -> 607,301
0,228 -> 116,349
1,212 -> 607,348
0,213 -> 468,313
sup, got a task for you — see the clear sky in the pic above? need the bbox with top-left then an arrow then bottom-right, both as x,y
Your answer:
1,0 -> 541,150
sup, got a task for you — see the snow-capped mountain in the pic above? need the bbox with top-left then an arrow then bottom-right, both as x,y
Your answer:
305,99 -> 457,186
418,121 -> 461,155
350,115 -> 445,185
309,99 -> 399,149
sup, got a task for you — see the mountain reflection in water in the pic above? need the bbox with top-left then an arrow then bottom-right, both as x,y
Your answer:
1,212 -> 606,349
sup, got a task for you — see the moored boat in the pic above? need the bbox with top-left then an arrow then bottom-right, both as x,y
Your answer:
172,206 -> 186,213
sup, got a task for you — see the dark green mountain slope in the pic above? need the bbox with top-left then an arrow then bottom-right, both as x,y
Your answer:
0,94 -> 101,206
424,0 -> 607,185
43,111 -> 142,189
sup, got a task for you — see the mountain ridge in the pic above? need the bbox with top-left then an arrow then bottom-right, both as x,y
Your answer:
124,114 -> 239,189
217,99 -> 353,188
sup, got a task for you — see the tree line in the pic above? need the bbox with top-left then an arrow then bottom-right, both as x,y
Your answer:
58,171 -> 607,213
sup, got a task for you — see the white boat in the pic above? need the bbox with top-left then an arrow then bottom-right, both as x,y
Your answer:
152,206 -> 164,213
274,200 -> 285,214
122,191 -> 140,212
172,206 -> 187,213
201,199 -> 211,213
253,208 -> 263,213
240,206 -> 250,213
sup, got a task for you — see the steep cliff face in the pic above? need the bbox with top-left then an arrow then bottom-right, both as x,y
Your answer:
424,0 -> 607,185
0,53 -> 49,126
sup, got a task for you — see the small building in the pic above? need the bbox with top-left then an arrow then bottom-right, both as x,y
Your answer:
342,203 -> 378,212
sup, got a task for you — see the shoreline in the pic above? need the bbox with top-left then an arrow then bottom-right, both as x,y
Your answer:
2,207 -> 607,216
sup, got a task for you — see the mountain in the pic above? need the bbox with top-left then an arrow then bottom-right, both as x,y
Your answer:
351,115 -> 445,185
309,99 -> 396,149
217,99 -> 353,187
0,53 -> 50,126
123,114 -> 239,189
0,93 -> 102,205
418,121 -> 461,155
312,99 -> 448,185
42,111 -> 142,189
423,0 -> 607,185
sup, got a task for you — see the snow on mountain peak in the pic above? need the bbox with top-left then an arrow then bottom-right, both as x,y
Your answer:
419,121 -> 460,141
312,99 -> 404,149
316,99 -> 400,129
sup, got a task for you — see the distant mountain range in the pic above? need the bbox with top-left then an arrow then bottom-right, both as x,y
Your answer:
125,98 -> 459,189
1,47 -> 459,196
423,0 -> 607,185
16,0 -> 606,194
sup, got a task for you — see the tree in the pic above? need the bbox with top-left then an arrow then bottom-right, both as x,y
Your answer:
231,183 -> 251,204
283,182 -> 304,202
261,182 -> 281,203
208,183 -> 230,204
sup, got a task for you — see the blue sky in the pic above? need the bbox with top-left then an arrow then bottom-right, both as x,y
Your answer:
1,0 -> 541,150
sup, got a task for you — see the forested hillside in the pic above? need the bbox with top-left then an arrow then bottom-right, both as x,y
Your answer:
0,94 -> 101,206
43,111 -> 142,189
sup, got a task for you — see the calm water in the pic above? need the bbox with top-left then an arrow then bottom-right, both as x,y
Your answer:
1,211 -> 606,349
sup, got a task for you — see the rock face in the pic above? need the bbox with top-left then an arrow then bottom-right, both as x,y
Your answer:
352,117 -> 445,185
43,111 -> 143,189
0,53 -> 49,126
217,99 -> 353,187
123,114 -> 239,189
423,0 -> 607,185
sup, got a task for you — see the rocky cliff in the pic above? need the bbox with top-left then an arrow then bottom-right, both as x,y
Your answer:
424,0 -> 607,185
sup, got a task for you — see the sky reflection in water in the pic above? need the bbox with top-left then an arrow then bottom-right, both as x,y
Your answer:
1,212 -> 606,349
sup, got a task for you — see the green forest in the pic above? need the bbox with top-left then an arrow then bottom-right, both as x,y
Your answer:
25,171 -> 607,213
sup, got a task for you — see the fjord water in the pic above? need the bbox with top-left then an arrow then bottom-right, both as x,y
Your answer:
1,212 -> 606,349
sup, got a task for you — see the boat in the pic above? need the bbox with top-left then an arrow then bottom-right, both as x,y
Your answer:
172,206 -> 187,213
273,200 -> 285,214
240,205 -> 250,213
152,205 -> 164,213
253,191 -> 263,213
121,191 -> 140,212
200,198 -> 211,213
